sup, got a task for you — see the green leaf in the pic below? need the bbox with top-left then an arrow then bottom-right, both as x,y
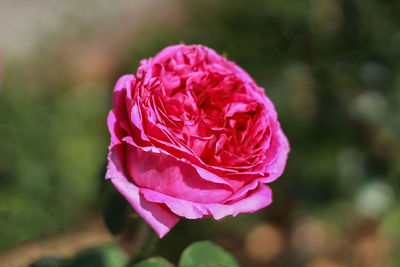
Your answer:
63,245 -> 127,267
133,257 -> 174,267
101,179 -> 130,236
178,241 -> 239,267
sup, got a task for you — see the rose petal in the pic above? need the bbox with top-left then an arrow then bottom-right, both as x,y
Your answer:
153,44 -> 187,64
124,142 -> 232,203
113,74 -> 135,108
107,109 -> 124,146
260,127 -> 290,183
106,144 -> 179,238
225,180 -> 259,202
140,183 -> 272,220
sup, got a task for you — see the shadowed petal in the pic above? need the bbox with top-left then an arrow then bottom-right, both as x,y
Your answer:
106,144 -> 179,238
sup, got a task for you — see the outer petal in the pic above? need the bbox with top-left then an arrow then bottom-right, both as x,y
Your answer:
122,135 -> 233,189
113,74 -> 135,108
107,109 -> 124,146
106,144 -> 179,238
152,44 -> 187,64
124,142 -> 232,204
225,180 -> 259,202
260,127 -> 290,184
140,183 -> 272,220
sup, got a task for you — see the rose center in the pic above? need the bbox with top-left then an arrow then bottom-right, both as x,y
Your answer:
152,73 -> 270,167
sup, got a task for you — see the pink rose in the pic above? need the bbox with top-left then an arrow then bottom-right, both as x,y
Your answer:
106,44 -> 289,237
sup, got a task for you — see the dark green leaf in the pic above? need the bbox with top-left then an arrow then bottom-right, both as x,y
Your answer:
29,256 -> 64,267
101,180 -> 130,235
133,257 -> 174,267
178,241 -> 238,267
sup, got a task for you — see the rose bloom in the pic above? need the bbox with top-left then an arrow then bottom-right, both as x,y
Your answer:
106,44 -> 289,237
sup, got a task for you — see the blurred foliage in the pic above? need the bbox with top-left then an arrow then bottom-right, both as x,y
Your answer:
133,257 -> 173,267
29,241 -> 237,267
0,59 -> 110,248
1,0 -> 400,266
29,244 -> 127,267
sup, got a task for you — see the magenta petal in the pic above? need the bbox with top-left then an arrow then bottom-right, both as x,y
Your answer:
130,101 -> 150,142
140,188 -> 207,219
113,74 -> 135,108
107,109 -> 125,146
125,143 -> 232,204
122,126 -> 233,189
225,180 -> 259,202
140,183 -> 272,220
211,183 -> 273,219
106,145 -> 179,238
153,44 -> 188,64
111,175 -> 180,238
260,128 -> 290,184
191,164 -> 232,188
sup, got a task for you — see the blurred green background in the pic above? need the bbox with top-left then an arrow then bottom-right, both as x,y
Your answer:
0,0 -> 399,266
